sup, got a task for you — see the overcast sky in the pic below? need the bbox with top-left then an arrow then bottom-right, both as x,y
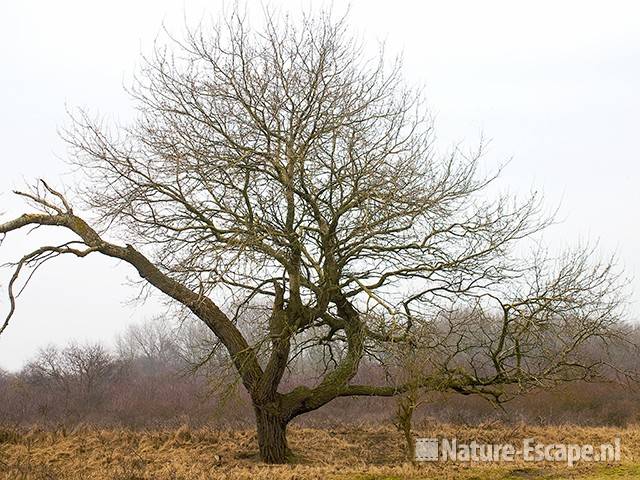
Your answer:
1,1 -> 639,371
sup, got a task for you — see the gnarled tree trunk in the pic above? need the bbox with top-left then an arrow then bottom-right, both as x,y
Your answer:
255,406 -> 290,464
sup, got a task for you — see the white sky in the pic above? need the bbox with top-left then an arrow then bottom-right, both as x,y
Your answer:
1,1 -> 639,371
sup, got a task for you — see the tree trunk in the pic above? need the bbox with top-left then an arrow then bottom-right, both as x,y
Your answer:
394,395 -> 417,464
255,406 -> 290,464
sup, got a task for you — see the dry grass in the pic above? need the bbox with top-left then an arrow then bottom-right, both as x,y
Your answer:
1,422 -> 639,479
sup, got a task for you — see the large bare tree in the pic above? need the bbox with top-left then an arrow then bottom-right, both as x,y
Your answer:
0,10 -> 628,462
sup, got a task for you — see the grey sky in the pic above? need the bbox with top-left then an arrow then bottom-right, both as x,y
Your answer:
1,0 -> 639,371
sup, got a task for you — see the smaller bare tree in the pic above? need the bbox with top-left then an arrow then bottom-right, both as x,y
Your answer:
24,342 -> 116,420
116,317 -> 180,365
382,245 -> 630,461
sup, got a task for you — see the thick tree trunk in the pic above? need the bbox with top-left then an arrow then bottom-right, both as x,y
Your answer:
255,406 -> 290,464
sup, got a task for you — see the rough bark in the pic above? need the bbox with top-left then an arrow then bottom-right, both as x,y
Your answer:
394,395 -> 418,464
254,405 -> 290,464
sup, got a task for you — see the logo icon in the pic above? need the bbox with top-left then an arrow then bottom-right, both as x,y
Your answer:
415,438 -> 439,461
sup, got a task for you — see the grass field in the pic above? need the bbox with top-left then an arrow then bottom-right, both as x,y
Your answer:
1,423 -> 638,479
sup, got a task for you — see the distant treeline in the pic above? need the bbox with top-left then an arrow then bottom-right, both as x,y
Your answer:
1,318 -> 639,428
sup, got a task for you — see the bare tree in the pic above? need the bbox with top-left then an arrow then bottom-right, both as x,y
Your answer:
116,316 -> 180,365
24,346 -> 71,396
61,342 -> 115,398
0,10 -> 629,462
22,342 -> 115,420
385,244 -> 629,459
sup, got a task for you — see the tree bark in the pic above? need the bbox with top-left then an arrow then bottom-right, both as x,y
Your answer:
393,393 -> 419,463
255,406 -> 290,464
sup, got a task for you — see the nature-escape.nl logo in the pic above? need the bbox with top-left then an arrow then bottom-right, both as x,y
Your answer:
415,437 -> 621,466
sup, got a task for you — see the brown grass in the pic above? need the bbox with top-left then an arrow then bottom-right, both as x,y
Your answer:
1,423 -> 638,479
